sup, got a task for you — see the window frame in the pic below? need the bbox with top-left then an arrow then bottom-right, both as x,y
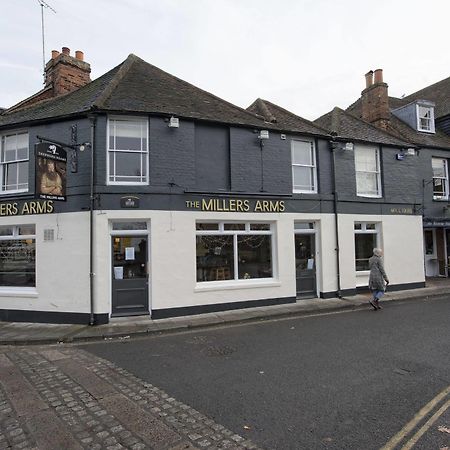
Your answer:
354,144 -> 382,198
432,157 -> 449,200
107,116 -> 149,186
291,138 -> 317,194
354,222 -> 379,273
0,130 -> 29,195
0,224 -> 36,289
416,104 -> 435,133
195,221 -> 275,284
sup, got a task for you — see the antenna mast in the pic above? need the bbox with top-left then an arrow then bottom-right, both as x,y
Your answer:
37,0 -> 56,83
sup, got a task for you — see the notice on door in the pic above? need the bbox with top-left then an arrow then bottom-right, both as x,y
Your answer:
125,247 -> 135,260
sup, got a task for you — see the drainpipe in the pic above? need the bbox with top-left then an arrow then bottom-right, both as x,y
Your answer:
89,115 -> 97,325
330,140 -> 342,298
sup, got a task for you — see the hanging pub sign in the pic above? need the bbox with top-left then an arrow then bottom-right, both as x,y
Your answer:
35,142 -> 67,201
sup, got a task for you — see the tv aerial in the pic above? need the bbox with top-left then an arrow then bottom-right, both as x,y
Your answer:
37,0 -> 56,82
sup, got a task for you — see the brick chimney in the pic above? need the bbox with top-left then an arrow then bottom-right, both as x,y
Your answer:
361,68 -> 390,130
44,47 -> 91,96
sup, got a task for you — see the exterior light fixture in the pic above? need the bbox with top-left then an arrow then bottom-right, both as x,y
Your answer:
258,130 -> 269,140
168,117 -> 179,128
343,142 -> 354,151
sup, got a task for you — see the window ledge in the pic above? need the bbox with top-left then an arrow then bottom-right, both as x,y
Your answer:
356,271 -> 370,276
195,279 -> 281,292
0,287 -> 38,298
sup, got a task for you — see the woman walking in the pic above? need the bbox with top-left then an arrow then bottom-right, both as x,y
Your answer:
368,248 -> 389,310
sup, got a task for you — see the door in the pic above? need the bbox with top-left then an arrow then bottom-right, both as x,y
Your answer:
295,234 -> 316,298
112,235 -> 149,316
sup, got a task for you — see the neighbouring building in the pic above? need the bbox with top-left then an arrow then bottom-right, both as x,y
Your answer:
0,50 -> 427,324
347,70 -> 450,277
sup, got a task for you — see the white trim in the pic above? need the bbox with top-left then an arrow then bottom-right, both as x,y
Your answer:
194,280 -> 281,292
106,116 -> 149,186
354,221 -> 380,273
416,104 -> 435,133
291,138 -> 317,194
0,130 -> 29,194
0,287 -> 38,297
354,144 -> 382,198
432,157 -> 449,200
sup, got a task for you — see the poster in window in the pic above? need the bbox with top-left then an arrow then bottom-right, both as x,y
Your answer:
35,142 -> 67,201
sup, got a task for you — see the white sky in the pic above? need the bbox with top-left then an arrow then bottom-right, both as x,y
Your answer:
1,0 -> 449,120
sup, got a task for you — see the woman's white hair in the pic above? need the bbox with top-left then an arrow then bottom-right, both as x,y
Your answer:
373,248 -> 383,257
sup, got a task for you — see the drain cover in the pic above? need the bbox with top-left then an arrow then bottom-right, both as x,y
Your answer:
203,345 -> 236,357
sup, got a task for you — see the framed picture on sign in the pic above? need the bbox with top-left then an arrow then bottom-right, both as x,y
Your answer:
35,142 -> 67,201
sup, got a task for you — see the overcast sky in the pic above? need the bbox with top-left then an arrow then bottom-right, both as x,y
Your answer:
1,0 -> 449,120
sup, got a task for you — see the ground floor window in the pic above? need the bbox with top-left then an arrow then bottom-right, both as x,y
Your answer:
354,222 -> 379,271
196,222 -> 273,282
0,224 -> 35,287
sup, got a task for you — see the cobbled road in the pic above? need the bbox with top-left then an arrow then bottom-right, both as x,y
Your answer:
0,347 -> 259,450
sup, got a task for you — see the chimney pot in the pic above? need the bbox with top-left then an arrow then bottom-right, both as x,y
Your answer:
365,70 -> 374,88
75,50 -> 84,61
374,69 -> 383,84
51,50 -> 60,59
62,47 -> 70,55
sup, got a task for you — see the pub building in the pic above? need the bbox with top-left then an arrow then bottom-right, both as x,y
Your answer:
0,48 -> 425,324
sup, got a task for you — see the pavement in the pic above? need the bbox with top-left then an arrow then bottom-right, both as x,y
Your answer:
0,278 -> 449,346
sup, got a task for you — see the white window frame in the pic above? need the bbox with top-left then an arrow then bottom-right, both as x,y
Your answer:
0,224 -> 36,290
432,157 -> 449,200
416,104 -> 435,133
107,116 -> 149,185
291,139 -> 317,194
195,221 -> 276,284
0,131 -> 29,194
354,222 -> 379,273
354,144 -> 382,198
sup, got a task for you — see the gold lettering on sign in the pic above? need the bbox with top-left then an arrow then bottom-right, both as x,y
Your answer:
192,198 -> 284,212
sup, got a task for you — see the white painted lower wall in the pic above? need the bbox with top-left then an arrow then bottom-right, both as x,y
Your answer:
0,210 -> 425,319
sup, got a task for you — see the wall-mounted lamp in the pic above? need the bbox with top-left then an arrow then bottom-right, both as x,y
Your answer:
258,130 -> 270,140
331,141 -> 354,151
77,142 -> 91,152
168,116 -> 179,128
396,148 -> 417,160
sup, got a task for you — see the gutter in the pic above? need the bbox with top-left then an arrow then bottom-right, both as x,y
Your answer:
330,140 -> 342,298
88,115 -> 97,325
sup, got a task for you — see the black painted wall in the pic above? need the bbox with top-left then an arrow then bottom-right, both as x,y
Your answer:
0,113 -> 435,217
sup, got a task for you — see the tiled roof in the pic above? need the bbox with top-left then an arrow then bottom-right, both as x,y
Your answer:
247,98 -> 330,136
314,107 -> 412,147
402,76 -> 450,119
346,96 -> 450,149
0,55 -> 270,129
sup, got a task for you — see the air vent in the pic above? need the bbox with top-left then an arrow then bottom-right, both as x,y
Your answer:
44,229 -> 55,241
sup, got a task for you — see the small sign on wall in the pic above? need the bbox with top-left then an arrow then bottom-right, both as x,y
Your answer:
120,196 -> 140,208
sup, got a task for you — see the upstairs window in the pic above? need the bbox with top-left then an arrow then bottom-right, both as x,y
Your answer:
354,145 -> 382,198
417,105 -> 435,133
432,158 -> 448,200
107,117 -> 148,184
0,132 -> 29,194
292,139 -> 317,193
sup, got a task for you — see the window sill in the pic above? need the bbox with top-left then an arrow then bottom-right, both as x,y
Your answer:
432,197 -> 449,202
0,287 -> 38,298
195,279 -> 281,292
356,194 -> 382,199
356,271 -> 370,276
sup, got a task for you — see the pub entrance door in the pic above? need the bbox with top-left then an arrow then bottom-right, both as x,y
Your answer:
294,223 -> 317,298
111,235 -> 149,316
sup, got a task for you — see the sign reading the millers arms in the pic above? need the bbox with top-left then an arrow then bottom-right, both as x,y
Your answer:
0,200 -> 54,216
185,198 -> 285,212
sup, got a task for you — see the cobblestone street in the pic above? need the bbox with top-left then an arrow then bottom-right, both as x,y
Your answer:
0,346 -> 259,450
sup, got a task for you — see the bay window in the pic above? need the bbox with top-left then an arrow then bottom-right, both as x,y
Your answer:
107,117 -> 148,184
196,222 -> 273,282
